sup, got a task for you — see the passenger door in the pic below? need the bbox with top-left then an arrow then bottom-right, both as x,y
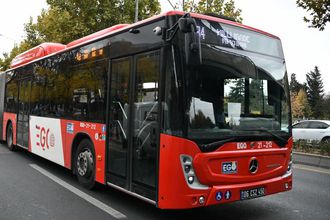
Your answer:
107,51 -> 160,201
17,79 -> 31,148
108,57 -> 131,188
131,51 -> 160,193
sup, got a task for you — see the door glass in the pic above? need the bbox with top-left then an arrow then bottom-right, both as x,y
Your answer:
108,58 -> 131,177
18,80 -> 31,147
23,81 -> 31,147
132,51 -> 160,187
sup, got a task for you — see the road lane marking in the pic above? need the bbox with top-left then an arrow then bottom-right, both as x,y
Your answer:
0,151 -> 12,155
294,164 -> 330,175
29,164 -> 126,219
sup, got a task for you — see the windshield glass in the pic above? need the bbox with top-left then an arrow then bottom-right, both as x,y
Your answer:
186,43 -> 290,142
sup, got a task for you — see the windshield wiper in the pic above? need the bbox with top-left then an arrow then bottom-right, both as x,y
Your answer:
245,128 -> 288,148
200,137 -> 237,152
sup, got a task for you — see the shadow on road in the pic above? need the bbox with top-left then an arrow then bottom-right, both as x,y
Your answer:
0,142 -> 290,220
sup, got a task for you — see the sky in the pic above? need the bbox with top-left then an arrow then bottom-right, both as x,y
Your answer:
1,0 -> 329,92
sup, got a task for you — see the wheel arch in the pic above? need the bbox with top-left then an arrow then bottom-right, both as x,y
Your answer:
321,136 -> 330,142
5,119 -> 13,141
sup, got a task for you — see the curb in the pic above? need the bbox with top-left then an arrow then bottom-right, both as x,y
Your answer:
293,151 -> 330,169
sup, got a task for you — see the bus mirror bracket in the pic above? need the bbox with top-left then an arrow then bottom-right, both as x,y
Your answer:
165,14 -> 202,66
178,16 -> 202,66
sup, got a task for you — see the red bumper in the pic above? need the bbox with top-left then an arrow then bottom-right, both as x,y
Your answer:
205,173 -> 292,206
158,134 -> 292,209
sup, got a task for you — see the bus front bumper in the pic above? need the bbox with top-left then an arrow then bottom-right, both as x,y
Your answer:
204,172 -> 292,206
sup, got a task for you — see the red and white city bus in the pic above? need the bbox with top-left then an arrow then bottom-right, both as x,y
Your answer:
0,11 -> 292,209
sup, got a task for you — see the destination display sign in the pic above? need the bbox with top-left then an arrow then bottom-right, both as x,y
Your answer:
195,19 -> 284,58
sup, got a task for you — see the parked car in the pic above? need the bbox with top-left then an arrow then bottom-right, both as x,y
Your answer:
292,120 -> 330,143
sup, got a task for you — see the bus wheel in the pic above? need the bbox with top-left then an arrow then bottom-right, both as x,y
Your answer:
6,123 -> 17,151
75,139 -> 95,189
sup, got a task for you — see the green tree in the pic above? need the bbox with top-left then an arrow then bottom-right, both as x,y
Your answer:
296,0 -> 330,31
29,0 -> 161,44
184,0 -> 243,22
228,78 -> 245,103
0,53 -> 11,71
289,73 -> 303,95
306,66 -> 325,118
0,41 -> 33,70
24,17 -> 43,47
249,79 -> 263,113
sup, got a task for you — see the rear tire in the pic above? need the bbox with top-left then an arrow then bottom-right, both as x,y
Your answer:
6,123 -> 17,151
74,139 -> 96,189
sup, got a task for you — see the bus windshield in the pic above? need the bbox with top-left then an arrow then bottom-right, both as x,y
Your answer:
185,21 -> 290,143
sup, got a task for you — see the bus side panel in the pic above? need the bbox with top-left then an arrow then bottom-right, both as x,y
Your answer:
158,133 -> 210,209
0,72 -> 5,141
29,116 -> 106,184
3,112 -> 17,144
29,116 -> 65,166
60,120 -> 106,184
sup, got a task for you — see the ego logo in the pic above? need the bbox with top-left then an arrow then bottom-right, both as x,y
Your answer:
222,161 -> 238,174
36,125 -> 55,150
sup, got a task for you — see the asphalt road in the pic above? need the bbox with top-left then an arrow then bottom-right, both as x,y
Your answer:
0,142 -> 329,220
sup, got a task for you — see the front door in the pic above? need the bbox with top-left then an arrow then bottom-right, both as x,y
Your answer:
17,79 -> 31,148
107,57 -> 131,188
107,51 -> 161,201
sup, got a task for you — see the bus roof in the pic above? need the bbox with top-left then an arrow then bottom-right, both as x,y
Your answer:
66,24 -> 130,48
164,11 -> 280,40
10,43 -> 66,69
8,11 -> 280,70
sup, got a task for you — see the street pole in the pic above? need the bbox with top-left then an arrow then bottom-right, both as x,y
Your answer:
135,0 -> 139,23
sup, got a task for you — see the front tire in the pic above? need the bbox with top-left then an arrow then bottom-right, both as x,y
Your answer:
74,139 -> 96,189
6,123 -> 17,151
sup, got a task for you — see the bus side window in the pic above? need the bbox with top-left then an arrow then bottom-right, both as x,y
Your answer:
67,60 -> 107,123
5,71 -> 18,113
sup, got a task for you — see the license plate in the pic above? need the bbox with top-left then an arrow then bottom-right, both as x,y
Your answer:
240,187 -> 265,200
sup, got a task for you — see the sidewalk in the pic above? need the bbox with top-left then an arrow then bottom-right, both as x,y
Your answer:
293,151 -> 330,169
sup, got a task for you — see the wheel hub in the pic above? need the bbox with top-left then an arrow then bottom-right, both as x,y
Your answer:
77,149 -> 93,177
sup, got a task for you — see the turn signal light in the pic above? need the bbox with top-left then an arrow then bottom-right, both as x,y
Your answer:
180,155 -> 208,190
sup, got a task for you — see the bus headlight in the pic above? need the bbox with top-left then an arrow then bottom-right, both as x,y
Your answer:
283,150 -> 293,178
287,150 -> 293,172
180,155 -> 208,190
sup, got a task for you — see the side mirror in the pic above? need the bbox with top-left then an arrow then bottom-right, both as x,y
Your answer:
178,18 -> 195,33
178,17 -> 202,66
